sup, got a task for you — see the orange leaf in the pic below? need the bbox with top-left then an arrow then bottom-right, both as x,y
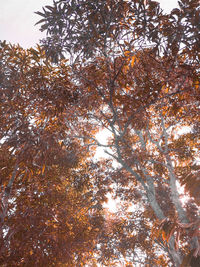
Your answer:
131,56 -> 135,67
42,164 -> 45,174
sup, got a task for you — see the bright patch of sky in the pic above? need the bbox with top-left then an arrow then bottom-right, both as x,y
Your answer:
95,129 -> 114,160
159,0 -> 179,13
0,0 -> 50,48
104,192 -> 119,212
0,0 -> 178,48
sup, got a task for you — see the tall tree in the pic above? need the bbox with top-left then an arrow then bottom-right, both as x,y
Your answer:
0,0 -> 199,266
35,0 -> 200,266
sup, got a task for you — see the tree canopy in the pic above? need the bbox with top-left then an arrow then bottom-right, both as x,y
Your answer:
0,0 -> 200,266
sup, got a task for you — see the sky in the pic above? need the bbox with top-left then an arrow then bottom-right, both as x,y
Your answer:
0,0 -> 50,48
0,0 -> 178,49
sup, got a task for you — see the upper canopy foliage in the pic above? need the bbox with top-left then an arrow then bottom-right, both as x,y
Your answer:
36,0 -> 200,62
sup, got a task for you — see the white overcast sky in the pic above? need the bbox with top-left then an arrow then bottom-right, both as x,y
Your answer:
0,0 -> 178,48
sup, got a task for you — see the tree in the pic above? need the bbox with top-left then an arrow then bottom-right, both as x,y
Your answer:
0,42 -> 111,266
35,0 -> 200,266
0,0 -> 199,266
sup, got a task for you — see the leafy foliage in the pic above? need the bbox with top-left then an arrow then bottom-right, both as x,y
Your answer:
0,42 -> 110,266
0,0 -> 200,266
